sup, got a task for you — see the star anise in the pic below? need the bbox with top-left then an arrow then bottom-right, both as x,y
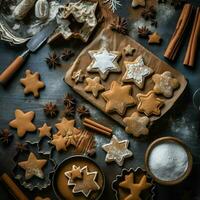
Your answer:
60,48 -> 74,61
110,17 -> 128,35
46,52 -> 60,69
141,6 -> 156,20
137,26 -> 152,39
0,128 -> 13,144
16,142 -> 28,153
64,93 -> 76,107
64,105 -> 75,118
44,102 -> 59,118
77,105 -> 90,118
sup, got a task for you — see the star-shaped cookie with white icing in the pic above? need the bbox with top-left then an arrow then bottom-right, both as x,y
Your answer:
101,81 -> 136,115
102,135 -> 133,166
122,55 -> 154,89
87,47 -> 121,80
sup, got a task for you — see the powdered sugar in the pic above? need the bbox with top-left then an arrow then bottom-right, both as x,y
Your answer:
148,141 -> 189,181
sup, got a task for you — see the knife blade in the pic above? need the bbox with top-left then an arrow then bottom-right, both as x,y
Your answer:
0,20 -> 57,84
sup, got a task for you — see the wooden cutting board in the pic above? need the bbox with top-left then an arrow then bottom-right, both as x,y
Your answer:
65,28 -> 187,127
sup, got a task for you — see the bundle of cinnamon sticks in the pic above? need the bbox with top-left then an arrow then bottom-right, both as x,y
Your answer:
164,4 -> 193,61
164,4 -> 200,67
184,7 -> 200,67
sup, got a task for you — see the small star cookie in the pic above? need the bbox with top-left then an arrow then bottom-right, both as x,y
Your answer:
132,0 -> 145,8
122,55 -> 154,89
152,71 -> 180,98
18,152 -> 47,180
101,81 -> 136,115
87,47 -> 121,80
38,123 -> 51,138
68,166 -> 100,197
137,90 -> 164,116
9,109 -> 36,137
51,133 -> 67,151
102,135 -> 133,166
148,32 -> 162,44
123,112 -> 150,137
84,76 -> 105,97
65,165 -> 82,184
124,44 -> 135,56
20,70 -> 45,97
72,69 -> 85,84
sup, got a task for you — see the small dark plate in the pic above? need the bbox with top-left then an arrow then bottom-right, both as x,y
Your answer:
52,155 -> 105,200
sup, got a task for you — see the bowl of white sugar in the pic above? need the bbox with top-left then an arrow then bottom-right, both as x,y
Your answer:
145,137 -> 193,185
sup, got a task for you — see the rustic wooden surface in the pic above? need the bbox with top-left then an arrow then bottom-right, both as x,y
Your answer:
0,0 -> 200,199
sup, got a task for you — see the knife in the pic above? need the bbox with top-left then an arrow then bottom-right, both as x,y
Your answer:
0,20 -> 57,84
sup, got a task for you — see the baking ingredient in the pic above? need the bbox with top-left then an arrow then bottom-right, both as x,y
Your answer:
148,141 -> 189,181
45,52 -> 60,69
13,0 -> 36,20
35,0 -> 49,20
110,17 -> 128,35
43,102 -> 59,118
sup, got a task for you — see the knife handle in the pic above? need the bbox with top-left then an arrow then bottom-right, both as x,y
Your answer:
0,50 -> 30,85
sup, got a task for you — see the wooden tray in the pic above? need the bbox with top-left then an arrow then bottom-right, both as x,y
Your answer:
64,28 -> 187,127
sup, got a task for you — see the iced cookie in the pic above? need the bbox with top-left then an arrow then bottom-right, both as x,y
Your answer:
122,55 -> 154,89
101,81 -> 136,115
9,109 -> 36,137
102,135 -> 133,166
65,165 -> 100,197
18,152 -> 47,180
152,71 -> 180,98
123,44 -> 135,56
20,70 -> 45,97
87,47 -> 121,80
72,69 -> 85,84
84,76 -> 105,97
123,112 -> 150,137
137,91 -> 164,116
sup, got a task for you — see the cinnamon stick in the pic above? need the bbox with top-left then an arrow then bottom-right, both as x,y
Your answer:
83,118 -> 112,136
164,4 -> 193,60
184,7 -> 200,67
0,173 -> 28,200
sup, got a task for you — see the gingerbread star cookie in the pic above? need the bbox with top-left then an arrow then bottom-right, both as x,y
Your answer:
84,76 -> 105,98
123,112 -> 150,137
67,166 -> 100,197
102,135 -> 133,166
148,32 -> 162,44
124,44 -> 135,56
20,70 -> 45,97
55,118 -> 79,137
51,133 -> 68,151
132,0 -> 145,8
152,71 -> 180,98
101,81 -> 136,115
137,91 -> 164,116
65,165 -> 82,185
119,173 -> 152,200
87,47 -> 121,80
38,123 -> 51,138
122,55 -> 154,89
9,109 -> 36,137
18,152 -> 47,180
72,69 -> 85,84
